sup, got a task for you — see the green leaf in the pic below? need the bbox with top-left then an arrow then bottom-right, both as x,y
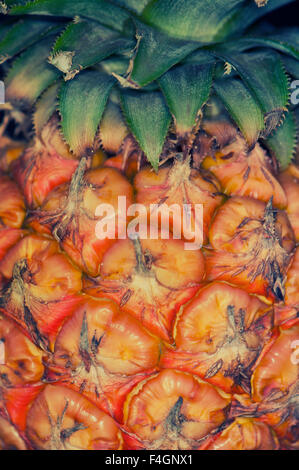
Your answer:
220,28 -> 299,61
159,63 -> 214,135
255,28 -> 299,60
121,90 -> 171,169
5,35 -> 60,107
49,19 -> 134,80
214,78 -> 264,148
129,21 -> 200,87
263,111 -> 297,170
210,50 -> 289,135
33,82 -> 61,136
183,49 -> 216,66
112,0 -> 151,14
9,0 -> 130,33
59,70 -> 115,156
142,0 -> 245,42
99,56 -> 129,76
0,17 -> 62,64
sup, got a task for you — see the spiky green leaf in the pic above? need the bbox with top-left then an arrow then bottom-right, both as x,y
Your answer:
128,21 -> 200,87
59,70 -> 115,156
159,63 -> 214,135
214,78 -> 265,147
9,0 -> 130,33
220,28 -> 299,61
99,56 -> 129,76
183,49 -> 216,66
0,18 -> 62,64
121,90 -> 171,169
50,19 -> 134,80
252,29 -> 299,60
210,50 -> 289,135
33,82 -> 60,136
263,111 -> 297,170
142,0 -> 245,42
5,35 -> 60,107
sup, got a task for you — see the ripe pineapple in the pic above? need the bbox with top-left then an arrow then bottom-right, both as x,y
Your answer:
0,0 -> 299,451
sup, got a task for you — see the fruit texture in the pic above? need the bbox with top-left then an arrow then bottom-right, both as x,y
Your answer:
47,296 -> 162,420
134,158 -> 223,244
205,196 -> 295,300
201,121 -> 288,208
199,417 -> 279,450
0,234 -> 82,350
0,0 -> 299,452
25,385 -> 124,450
123,369 -> 231,450
161,282 -> 274,393
84,236 -> 205,341
12,116 -> 79,209
29,161 -> 133,276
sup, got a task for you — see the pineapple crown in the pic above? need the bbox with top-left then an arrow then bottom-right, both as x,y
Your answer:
0,0 -> 298,170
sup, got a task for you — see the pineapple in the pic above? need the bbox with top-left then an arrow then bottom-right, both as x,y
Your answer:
0,0 -> 299,451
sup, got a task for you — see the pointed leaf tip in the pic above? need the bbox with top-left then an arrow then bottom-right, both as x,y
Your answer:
263,111 -> 297,170
59,70 -> 115,157
214,77 -> 265,147
159,62 -> 214,136
5,35 -> 60,107
210,49 -> 289,134
50,20 -> 134,81
129,21 -> 200,87
121,90 -> 171,170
